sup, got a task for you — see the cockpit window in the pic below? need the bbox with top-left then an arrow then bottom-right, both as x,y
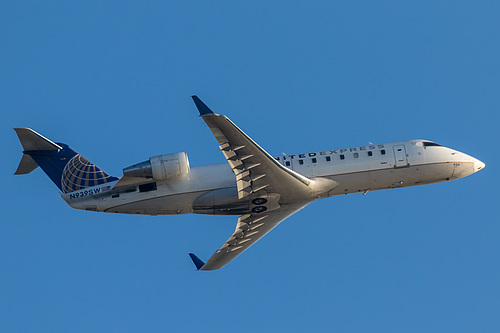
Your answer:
423,141 -> 442,147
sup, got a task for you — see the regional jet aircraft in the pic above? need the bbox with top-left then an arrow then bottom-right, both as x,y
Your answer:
14,96 -> 485,270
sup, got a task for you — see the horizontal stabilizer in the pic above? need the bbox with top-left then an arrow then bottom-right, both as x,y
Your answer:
14,154 -> 39,175
14,128 -> 62,175
14,128 -> 62,151
188,253 -> 206,270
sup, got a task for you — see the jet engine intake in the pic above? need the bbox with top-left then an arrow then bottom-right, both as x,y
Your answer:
122,152 -> 190,181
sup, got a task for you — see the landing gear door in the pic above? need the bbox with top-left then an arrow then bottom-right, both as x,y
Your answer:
393,145 -> 408,168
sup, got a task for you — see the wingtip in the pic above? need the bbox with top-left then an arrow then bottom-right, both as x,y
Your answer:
191,95 -> 214,115
188,253 -> 205,270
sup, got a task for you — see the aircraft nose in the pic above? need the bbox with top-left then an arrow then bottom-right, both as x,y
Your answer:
474,158 -> 485,173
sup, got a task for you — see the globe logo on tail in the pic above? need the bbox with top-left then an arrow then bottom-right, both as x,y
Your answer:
61,155 -> 117,193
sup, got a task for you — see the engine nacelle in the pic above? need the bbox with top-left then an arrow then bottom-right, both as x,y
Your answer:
123,152 -> 190,181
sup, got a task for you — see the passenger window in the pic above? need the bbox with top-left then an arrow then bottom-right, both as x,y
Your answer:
285,161 -> 291,167
353,153 -> 359,158
340,154 -> 345,160
299,160 -> 304,165
381,149 -> 386,155
326,156 -> 331,162
368,151 -> 373,157
312,158 -> 317,163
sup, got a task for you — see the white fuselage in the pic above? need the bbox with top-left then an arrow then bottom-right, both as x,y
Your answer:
62,139 -> 484,215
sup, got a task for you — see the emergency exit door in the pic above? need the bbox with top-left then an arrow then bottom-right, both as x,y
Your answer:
393,145 -> 408,167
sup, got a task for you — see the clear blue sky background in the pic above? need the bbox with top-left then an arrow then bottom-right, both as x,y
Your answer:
1,1 -> 498,332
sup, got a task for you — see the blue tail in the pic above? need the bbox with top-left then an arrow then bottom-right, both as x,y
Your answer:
14,128 -> 118,193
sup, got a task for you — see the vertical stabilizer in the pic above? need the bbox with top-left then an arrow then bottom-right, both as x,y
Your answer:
14,128 -> 118,192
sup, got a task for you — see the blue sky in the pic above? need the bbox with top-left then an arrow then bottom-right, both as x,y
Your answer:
1,1 -> 499,332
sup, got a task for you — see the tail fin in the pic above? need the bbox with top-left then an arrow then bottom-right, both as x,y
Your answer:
14,128 -> 118,193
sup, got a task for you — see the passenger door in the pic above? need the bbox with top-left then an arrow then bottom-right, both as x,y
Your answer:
393,145 -> 408,167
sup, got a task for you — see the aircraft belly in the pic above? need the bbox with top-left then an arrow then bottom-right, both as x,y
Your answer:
325,162 -> 467,196
103,191 -> 207,215
192,186 -> 247,215
101,186 -> 248,216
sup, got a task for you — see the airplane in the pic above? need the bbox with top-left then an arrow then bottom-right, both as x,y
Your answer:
14,96 -> 485,270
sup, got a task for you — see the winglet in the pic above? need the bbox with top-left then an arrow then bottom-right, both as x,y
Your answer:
188,253 -> 205,270
191,95 -> 214,115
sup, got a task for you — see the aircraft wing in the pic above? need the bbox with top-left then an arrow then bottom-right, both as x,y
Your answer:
189,96 -> 320,270
189,202 -> 308,270
192,95 -> 313,202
